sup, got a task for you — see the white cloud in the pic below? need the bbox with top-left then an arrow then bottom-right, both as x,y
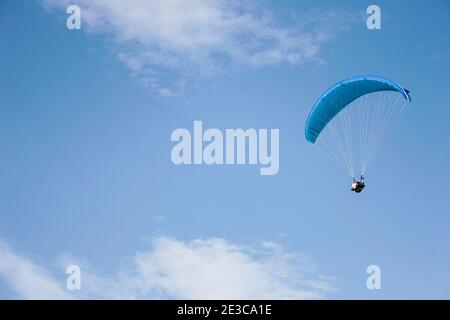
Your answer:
0,236 -> 333,299
43,0 -> 342,95
0,240 -> 69,299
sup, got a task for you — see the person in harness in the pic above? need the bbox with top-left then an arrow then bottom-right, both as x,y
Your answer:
351,175 -> 365,193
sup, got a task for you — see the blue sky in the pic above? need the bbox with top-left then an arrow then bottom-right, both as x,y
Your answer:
0,0 -> 449,299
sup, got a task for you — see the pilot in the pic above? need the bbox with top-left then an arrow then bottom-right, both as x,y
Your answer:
351,175 -> 365,193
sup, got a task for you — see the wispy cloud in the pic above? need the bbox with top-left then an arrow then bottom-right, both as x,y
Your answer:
0,240 -> 69,299
43,0 -> 343,95
0,236 -> 333,299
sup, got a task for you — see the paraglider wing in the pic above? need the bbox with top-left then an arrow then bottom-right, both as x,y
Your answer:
305,76 -> 410,144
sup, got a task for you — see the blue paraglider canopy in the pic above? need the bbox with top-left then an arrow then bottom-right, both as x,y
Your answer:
305,75 -> 410,144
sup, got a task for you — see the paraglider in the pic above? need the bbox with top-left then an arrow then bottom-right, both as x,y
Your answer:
305,75 -> 411,193
351,175 -> 365,193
